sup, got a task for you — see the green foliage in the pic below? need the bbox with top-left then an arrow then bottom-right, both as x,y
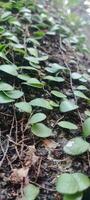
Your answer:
60,100 -> 78,112
28,113 -> 46,124
82,118 -> 90,138
31,123 -> 52,137
63,137 -> 90,156
58,121 -> 78,130
23,184 -> 40,200
56,173 -> 90,194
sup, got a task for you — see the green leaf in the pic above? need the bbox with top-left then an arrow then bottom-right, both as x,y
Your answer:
45,63 -> 66,73
0,92 -> 14,103
43,75 -> 64,82
28,48 -> 38,57
0,52 -> 11,63
29,98 -> 53,110
25,56 -> 39,64
74,91 -> 88,100
18,74 -> 31,81
4,90 -> 23,99
49,100 -> 59,107
23,78 -> 45,88
28,113 -> 46,124
82,118 -> 90,137
58,121 -> 78,130
73,173 -> 90,192
15,102 -> 32,113
63,193 -> 83,200
38,55 -> 48,61
0,81 -> 14,91
51,90 -> 66,99
23,184 -> 39,200
60,100 -> 78,112
56,173 -> 78,194
85,110 -> 90,117
56,173 -> 90,194
31,123 -> 52,137
0,64 -> 18,76
76,85 -> 88,91
71,72 -> 82,80
63,137 -> 89,155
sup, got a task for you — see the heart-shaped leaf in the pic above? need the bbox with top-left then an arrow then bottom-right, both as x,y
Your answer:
82,118 -> 90,137
23,78 -> 45,88
15,102 -> 32,113
23,184 -> 39,200
31,123 -> 52,137
5,90 -> 23,99
0,92 -> 14,103
56,173 -> 90,194
0,81 -> 14,91
0,64 -> 18,76
45,63 -> 66,73
58,121 -> 78,130
29,98 -> 53,110
51,90 -> 66,99
74,91 -> 88,100
85,110 -> 90,117
60,100 -> 78,112
28,113 -> 46,124
43,76 -> 64,82
56,173 -> 78,194
76,85 -> 88,91
71,72 -> 82,80
63,137 -> 89,155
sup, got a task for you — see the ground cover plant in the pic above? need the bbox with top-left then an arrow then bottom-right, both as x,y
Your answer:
0,0 -> 90,199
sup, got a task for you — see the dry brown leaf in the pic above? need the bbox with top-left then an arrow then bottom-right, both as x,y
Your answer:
10,167 -> 29,183
24,145 -> 39,167
43,139 -> 58,149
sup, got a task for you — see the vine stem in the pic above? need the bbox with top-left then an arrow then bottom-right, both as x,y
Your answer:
59,37 -> 83,126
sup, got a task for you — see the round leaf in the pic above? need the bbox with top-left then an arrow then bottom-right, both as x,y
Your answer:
0,92 -> 14,103
63,137 -> 89,155
23,184 -> 39,200
58,121 -> 78,130
43,75 -> 64,82
60,100 -> 78,113
15,102 -> 32,113
0,81 -> 14,91
29,98 -> 53,110
0,64 -> 18,76
56,173 -> 90,195
82,118 -> 90,137
74,91 -> 88,100
73,173 -> 90,192
29,113 -> 46,124
71,72 -> 82,80
51,90 -> 66,99
4,90 -> 23,99
56,173 -> 78,194
31,123 -> 52,137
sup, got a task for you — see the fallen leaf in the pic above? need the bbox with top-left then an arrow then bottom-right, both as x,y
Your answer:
10,167 -> 29,183
24,145 -> 39,167
43,139 -> 58,149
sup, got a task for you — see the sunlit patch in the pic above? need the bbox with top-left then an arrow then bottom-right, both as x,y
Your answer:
66,141 -> 74,147
84,0 -> 90,6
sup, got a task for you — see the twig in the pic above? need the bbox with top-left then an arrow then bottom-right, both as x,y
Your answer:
0,117 -> 14,167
